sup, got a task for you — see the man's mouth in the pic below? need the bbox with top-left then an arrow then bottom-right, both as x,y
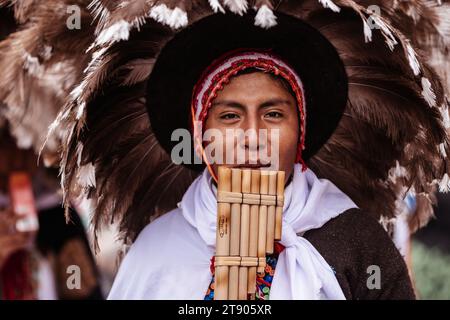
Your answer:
231,162 -> 272,169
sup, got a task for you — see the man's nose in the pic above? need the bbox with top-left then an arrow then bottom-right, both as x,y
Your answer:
239,118 -> 267,151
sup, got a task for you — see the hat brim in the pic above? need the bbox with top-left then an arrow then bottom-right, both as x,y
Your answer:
146,12 -> 348,171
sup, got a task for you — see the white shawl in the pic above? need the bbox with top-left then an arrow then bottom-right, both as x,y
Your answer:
108,164 -> 357,300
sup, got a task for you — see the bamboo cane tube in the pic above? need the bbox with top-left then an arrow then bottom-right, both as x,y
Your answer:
247,170 -> 260,298
228,169 -> 242,299
215,167 -> 231,300
275,171 -> 285,241
257,171 -> 269,274
266,172 -> 277,254
238,169 -> 251,300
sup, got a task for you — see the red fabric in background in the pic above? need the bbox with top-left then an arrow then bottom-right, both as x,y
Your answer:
1,250 -> 35,300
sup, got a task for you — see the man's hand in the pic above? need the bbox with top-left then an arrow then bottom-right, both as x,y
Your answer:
0,208 -> 35,269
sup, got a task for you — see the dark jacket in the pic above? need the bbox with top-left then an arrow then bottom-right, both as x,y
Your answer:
304,208 -> 415,299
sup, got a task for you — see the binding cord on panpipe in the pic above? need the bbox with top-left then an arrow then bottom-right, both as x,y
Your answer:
215,167 -> 285,300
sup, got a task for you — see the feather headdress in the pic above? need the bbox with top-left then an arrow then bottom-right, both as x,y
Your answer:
39,0 -> 450,244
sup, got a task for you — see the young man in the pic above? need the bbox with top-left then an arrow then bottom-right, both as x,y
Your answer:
108,50 -> 415,299
48,1 -> 449,299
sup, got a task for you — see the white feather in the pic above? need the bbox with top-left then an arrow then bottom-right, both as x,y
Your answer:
88,0 -> 111,33
406,42 -> 421,76
209,0 -> 225,13
85,48 -> 108,72
47,118 -> 59,136
439,143 -> 447,158
370,15 -> 398,51
224,0 -> 248,15
149,5 -> 172,25
421,77 -> 437,107
388,160 -> 408,183
91,47 -> 108,62
168,7 -> 189,29
70,83 -> 84,100
149,4 -> 188,29
131,16 -> 148,30
439,173 -> 450,192
41,45 -> 53,61
23,53 -> 43,76
95,20 -> 131,46
440,103 -> 450,128
379,215 -> 396,233
76,142 -> 84,167
78,163 -> 97,188
318,0 -> 341,12
61,108 -> 71,120
363,19 -> 373,43
254,5 -> 277,29
76,102 -> 86,120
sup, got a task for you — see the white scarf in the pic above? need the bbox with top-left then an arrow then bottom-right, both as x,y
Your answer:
108,164 -> 357,300
180,164 -> 357,299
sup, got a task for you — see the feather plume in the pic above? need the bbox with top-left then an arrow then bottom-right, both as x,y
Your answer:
149,4 -> 188,29
209,0 -> 225,13
254,4 -> 277,29
318,0 -> 341,12
224,0 -> 248,15
0,0 -> 96,160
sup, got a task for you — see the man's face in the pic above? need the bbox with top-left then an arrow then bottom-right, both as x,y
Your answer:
203,71 -> 300,182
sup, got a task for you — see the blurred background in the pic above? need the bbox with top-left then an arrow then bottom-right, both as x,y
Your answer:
413,195 -> 450,299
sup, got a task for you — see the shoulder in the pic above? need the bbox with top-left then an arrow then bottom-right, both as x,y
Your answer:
135,207 -> 212,251
133,208 -> 193,248
123,208 -> 210,266
304,208 -> 397,261
108,208 -> 212,299
305,208 -> 391,247
304,208 -> 415,299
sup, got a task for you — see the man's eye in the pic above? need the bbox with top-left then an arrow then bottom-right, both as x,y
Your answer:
220,113 -> 240,120
265,111 -> 283,118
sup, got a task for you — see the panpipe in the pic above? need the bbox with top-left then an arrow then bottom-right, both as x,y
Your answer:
214,167 -> 285,300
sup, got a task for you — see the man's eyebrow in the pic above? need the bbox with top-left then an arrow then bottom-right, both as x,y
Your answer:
259,98 -> 293,109
211,100 -> 246,110
211,98 -> 293,109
